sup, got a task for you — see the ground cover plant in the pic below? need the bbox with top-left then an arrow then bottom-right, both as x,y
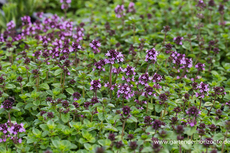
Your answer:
0,0 -> 230,152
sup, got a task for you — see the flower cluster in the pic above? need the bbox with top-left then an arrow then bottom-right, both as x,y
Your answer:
152,73 -> 163,83
94,59 -> 106,71
1,99 -> 14,110
90,40 -> 101,54
127,2 -> 136,14
0,122 -> 25,144
145,48 -> 158,63
114,5 -> 125,18
173,36 -> 183,45
135,100 -> 147,110
137,73 -> 150,86
195,82 -> 209,98
121,65 -> 136,82
170,51 -> 193,69
117,83 -> 134,99
195,63 -> 205,71
73,92 -> 81,101
122,106 -> 131,116
212,86 -> 226,96
60,0 -> 71,10
105,49 -> 124,64
142,86 -> 155,97
186,106 -> 200,116
152,120 -> 165,130
90,80 -> 101,91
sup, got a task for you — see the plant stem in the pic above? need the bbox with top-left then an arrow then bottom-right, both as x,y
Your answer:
163,104 -> 167,118
221,131 -> 228,153
146,99 -> 148,113
121,120 -> 126,140
199,98 -> 202,110
207,95 -> 216,116
109,64 -> 112,98
62,72 -> 66,93
8,112 -> 11,127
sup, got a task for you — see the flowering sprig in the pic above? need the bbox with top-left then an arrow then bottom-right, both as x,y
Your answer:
105,49 -> 124,64
90,40 -> 101,54
145,48 -> 158,64
114,5 -> 125,18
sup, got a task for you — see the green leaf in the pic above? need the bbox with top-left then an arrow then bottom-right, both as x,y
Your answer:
181,143 -> 192,150
66,88 -> 74,95
204,102 -> 213,106
98,139 -> 111,148
185,127 -> 196,136
98,112 -> 105,121
54,69 -> 63,76
213,133 -> 224,141
61,113 -> 70,123
52,140 -> 60,148
105,125 -> 118,132
5,84 -> 16,89
155,104 -> 164,113
128,116 -> 137,123
32,128 -> 41,137
47,120 -> 56,129
39,83 -> 49,90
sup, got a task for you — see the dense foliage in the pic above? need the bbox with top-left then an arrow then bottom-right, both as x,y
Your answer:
0,0 -> 230,153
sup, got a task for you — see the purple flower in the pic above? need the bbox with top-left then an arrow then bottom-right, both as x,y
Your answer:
213,86 -> 225,96
202,138 -> 213,148
186,106 -> 200,116
114,5 -> 125,18
187,117 -> 197,127
198,128 -> 205,136
159,93 -> 168,104
171,117 -> 178,124
117,83 -> 134,99
7,21 -> 15,30
1,100 -> 13,110
127,2 -> 136,14
152,73 -> 162,83
152,120 -> 165,130
108,133 -> 116,141
196,0 -> 206,9
195,63 -> 205,71
145,48 -> 158,63
115,141 -> 124,149
47,112 -> 54,118
142,86 -> 155,97
94,59 -> 106,71
90,40 -> 101,54
144,116 -> 152,126
209,124 -> 216,132
129,141 -> 138,150
73,102 -> 79,108
138,73 -> 150,86
195,82 -> 209,98
173,107 -> 181,114
40,111 -> 46,116
90,79 -> 101,91
152,138 -> 162,153
8,123 -> 25,135
105,49 -> 124,64
173,36 -> 183,45
73,92 -> 81,101
122,106 -> 131,116
175,125 -> 184,134
62,100 -> 69,108
0,123 -> 8,133
0,76 -> 4,84
121,65 -> 136,76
